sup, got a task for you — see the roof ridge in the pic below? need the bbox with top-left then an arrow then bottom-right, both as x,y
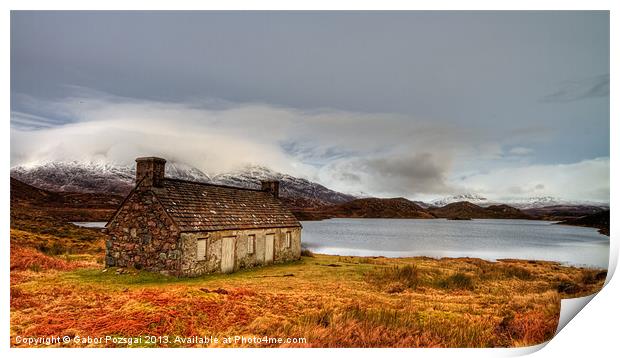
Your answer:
162,177 -> 266,192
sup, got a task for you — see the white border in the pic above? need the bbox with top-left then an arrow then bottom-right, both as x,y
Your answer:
3,2 -> 616,358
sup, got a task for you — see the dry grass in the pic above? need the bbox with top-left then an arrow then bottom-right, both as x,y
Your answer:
9,216 -> 607,348
366,264 -> 421,292
10,245 -> 99,272
10,224 -> 105,255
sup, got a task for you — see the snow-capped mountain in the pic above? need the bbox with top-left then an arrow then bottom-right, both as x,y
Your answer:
164,161 -> 213,183
503,196 -> 563,209
11,161 -> 607,210
430,193 -> 608,209
210,164 -> 356,206
504,196 -> 609,210
10,160 -> 214,195
11,161 -> 137,195
430,193 -> 490,207
10,161 -> 355,206
411,201 -> 433,209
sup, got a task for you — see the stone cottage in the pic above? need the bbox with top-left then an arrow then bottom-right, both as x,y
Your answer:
105,157 -> 302,276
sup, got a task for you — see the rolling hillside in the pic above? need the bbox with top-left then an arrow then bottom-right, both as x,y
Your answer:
430,201 -> 531,220
10,177 -> 123,222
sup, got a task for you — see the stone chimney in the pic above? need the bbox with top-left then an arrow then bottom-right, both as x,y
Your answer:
261,180 -> 280,198
136,157 -> 167,188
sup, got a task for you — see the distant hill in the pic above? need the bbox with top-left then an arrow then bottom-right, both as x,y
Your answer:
10,176 -> 58,204
557,210 -> 610,236
485,204 -> 533,219
11,177 -> 123,208
293,197 -> 435,220
294,199 -> 532,221
10,177 -> 123,221
430,201 -> 531,219
523,205 -> 607,221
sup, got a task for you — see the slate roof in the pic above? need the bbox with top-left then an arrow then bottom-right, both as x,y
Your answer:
152,178 -> 301,232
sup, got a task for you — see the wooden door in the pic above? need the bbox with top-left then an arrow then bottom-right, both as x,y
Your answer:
265,234 -> 275,264
221,236 -> 236,273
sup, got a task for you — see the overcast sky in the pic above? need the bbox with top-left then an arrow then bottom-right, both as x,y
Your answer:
10,11 -> 609,201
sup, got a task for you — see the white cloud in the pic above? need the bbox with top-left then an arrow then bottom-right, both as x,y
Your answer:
10,92 -> 609,202
453,157 -> 609,202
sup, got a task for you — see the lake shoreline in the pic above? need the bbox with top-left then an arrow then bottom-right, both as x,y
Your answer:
300,218 -> 609,269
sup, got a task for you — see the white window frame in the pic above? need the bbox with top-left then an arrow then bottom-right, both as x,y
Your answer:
197,238 -> 208,261
285,231 -> 292,248
247,234 -> 256,254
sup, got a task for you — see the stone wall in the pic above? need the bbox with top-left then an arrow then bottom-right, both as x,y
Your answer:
105,185 -> 182,275
179,227 -> 301,277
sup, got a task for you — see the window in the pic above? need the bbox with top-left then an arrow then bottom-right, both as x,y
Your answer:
247,235 -> 256,254
285,231 -> 292,248
197,238 -> 207,261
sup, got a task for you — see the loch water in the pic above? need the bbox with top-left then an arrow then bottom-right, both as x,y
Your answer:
300,218 -> 609,268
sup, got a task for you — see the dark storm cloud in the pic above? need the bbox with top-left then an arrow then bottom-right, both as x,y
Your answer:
319,151 -> 456,198
11,12 -> 609,127
362,153 -> 452,195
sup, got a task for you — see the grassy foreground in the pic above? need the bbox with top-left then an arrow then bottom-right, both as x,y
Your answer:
10,223 -> 606,348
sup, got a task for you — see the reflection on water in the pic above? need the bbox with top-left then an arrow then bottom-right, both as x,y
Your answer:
71,221 -> 107,228
300,218 -> 609,269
